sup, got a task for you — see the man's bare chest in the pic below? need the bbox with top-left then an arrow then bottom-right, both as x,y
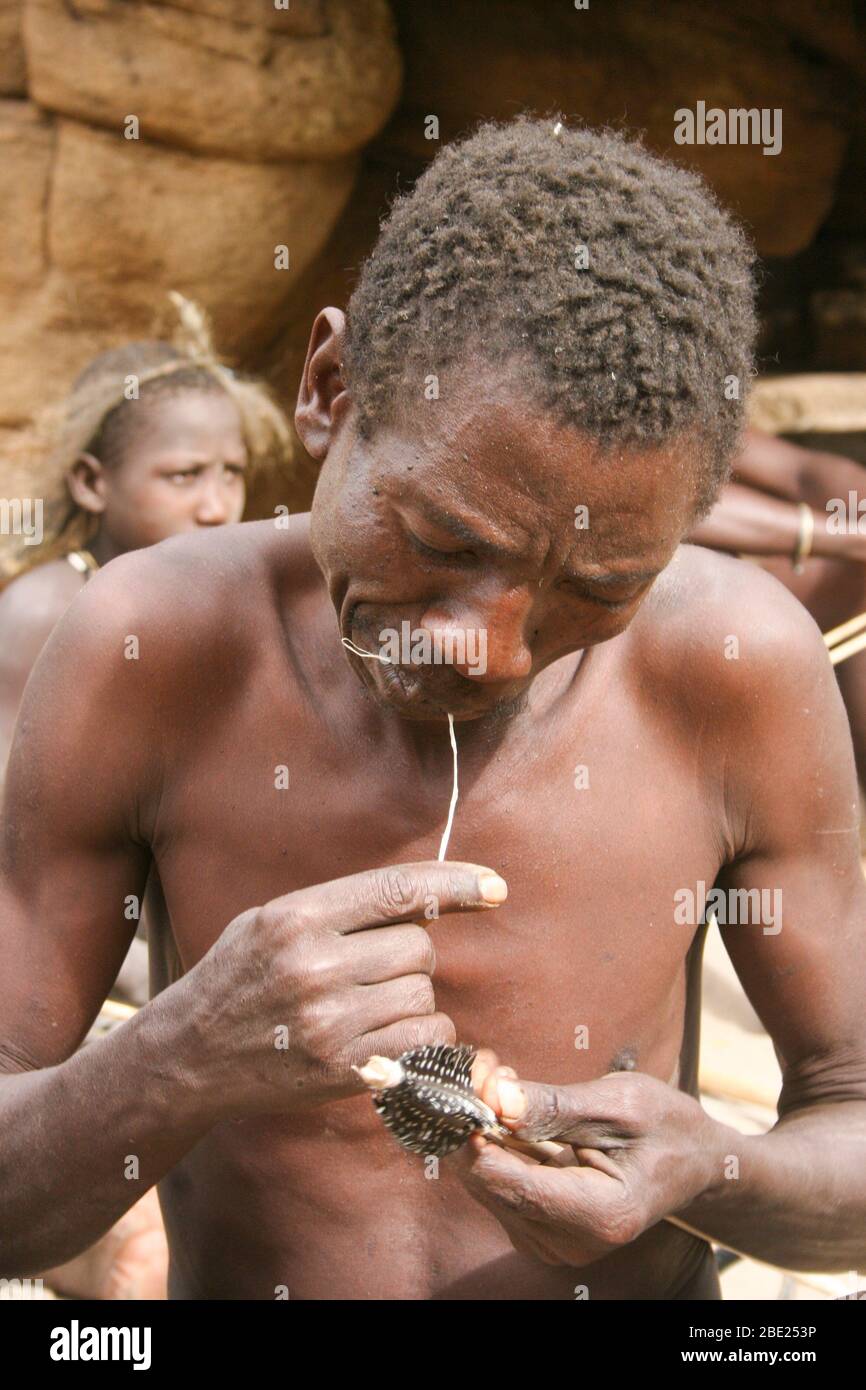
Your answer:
148,672 -> 722,1082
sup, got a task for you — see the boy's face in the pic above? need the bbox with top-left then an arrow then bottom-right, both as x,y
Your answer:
310,365 -> 700,723
72,390 -> 248,553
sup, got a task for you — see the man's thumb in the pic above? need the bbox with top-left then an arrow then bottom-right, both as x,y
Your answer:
495,1077 -> 615,1147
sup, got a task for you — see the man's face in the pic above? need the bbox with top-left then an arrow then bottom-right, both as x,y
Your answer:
310,368 -> 699,723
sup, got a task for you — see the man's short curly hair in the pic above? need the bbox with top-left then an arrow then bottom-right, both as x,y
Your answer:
343,116 -> 757,515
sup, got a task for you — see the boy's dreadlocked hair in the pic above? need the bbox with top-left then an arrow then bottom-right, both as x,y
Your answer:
343,115 -> 757,515
1,294 -> 291,580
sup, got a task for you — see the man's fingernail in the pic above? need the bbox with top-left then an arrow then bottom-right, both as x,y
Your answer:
497,1079 -> 526,1118
478,873 -> 508,904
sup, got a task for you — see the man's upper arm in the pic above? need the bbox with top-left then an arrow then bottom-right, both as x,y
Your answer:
0,563 -> 158,1070
715,577 -> 866,1106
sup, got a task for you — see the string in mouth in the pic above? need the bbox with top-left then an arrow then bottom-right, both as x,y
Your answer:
340,635 -> 459,860
341,636 -> 392,663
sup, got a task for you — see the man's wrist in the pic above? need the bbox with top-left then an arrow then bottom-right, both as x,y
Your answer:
134,970 -> 227,1133
677,1103 -> 747,1211
675,1107 -> 759,1227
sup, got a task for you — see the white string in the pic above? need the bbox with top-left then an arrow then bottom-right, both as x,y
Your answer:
438,712 -> 459,861
341,636 -> 392,663
340,635 -> 458,861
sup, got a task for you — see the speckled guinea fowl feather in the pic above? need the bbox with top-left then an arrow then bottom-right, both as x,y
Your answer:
361,1045 -> 720,1249
371,1043 -> 506,1157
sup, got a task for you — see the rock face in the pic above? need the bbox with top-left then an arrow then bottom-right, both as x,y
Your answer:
24,0 -> 402,160
48,120 -> 356,351
0,0 -> 403,448
0,1 -> 26,95
383,0 -> 861,259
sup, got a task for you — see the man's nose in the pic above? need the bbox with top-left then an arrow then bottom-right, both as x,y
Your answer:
419,589 -> 534,683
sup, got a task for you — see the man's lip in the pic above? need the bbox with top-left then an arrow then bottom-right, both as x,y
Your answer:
342,611 -> 524,712
377,660 -> 518,717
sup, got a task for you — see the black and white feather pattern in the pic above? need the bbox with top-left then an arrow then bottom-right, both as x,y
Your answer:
371,1042 -> 506,1157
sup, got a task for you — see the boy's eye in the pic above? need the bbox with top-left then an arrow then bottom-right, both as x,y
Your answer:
165,464 -> 245,484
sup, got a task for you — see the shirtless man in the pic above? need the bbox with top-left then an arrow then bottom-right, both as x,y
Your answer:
3,118 -> 866,1300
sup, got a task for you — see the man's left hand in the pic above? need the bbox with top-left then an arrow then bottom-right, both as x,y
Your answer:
453,1055 -> 722,1267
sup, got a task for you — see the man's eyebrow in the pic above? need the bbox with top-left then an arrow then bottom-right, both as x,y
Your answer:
403,499 -> 659,585
403,498 -> 510,551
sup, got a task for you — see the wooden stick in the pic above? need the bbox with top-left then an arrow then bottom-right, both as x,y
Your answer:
487,1129 -> 715,1243
824,610 -> 866,650
828,628 -> 866,667
698,1064 -> 778,1112
98,998 -> 137,1023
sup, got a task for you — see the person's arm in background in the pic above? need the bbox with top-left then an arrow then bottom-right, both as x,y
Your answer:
735,427 -> 866,507
689,429 -> 866,561
0,562 -> 84,792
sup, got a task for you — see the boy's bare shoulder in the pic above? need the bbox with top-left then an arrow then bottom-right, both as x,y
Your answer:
0,558 -> 85,631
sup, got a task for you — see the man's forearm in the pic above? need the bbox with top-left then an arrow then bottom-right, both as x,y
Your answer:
737,431 -> 866,509
689,483 -> 860,563
677,1101 -> 866,1272
0,970 -> 219,1277
689,483 -> 801,555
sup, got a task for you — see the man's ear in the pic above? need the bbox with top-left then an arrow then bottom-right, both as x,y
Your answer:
295,307 -> 352,461
67,452 -> 108,515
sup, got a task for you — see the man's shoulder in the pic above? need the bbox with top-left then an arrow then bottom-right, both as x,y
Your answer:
648,543 -> 826,658
638,545 -> 833,724
111,514 -> 314,592
28,518 -> 319,717
76,516 -> 317,644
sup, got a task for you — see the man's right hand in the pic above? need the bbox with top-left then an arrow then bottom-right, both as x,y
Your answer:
189,860 -> 508,1119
